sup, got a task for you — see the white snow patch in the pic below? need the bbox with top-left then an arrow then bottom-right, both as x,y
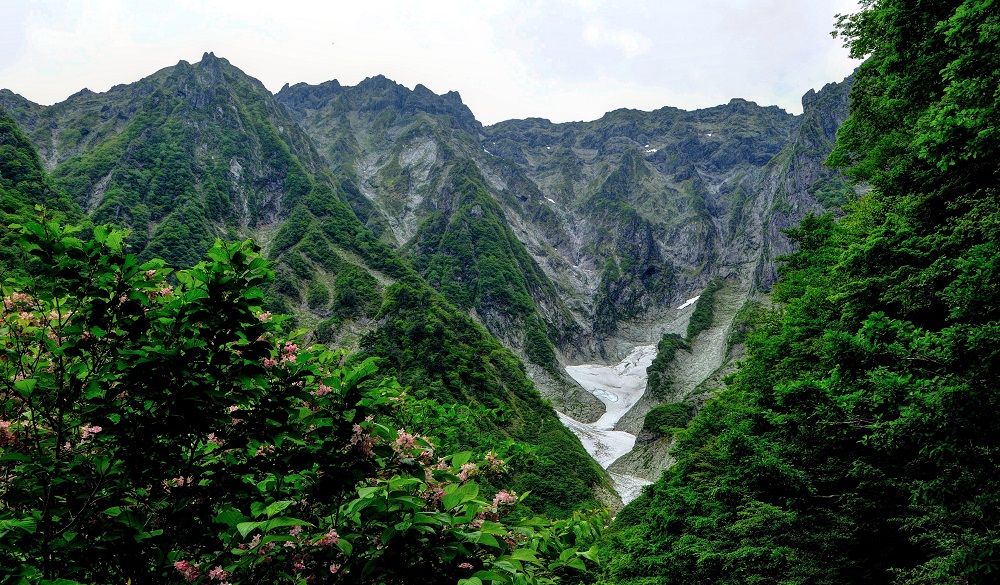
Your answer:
545,197 -> 557,204
644,148 -> 657,154
676,295 -> 700,310
483,147 -> 493,155
644,144 -> 650,148
546,146 -> 551,150
557,345 -> 658,503
610,472 -> 653,505
707,132 -> 713,137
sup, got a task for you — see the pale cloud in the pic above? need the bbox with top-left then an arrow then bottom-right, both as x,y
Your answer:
0,0 -> 862,124
582,21 -> 652,58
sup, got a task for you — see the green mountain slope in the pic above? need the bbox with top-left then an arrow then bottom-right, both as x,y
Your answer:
1,54 -> 606,515
0,110 -> 82,271
276,77 -> 598,416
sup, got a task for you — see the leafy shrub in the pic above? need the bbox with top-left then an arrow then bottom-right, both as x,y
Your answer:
685,279 -> 721,339
523,317 -> 557,372
0,218 -> 603,583
306,279 -> 330,310
642,402 -> 695,435
645,333 -> 688,399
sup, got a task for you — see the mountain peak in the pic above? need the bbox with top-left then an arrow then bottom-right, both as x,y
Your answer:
276,75 -> 481,134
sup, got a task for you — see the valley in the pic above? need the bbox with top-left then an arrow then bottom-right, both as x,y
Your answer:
3,3 -> 996,582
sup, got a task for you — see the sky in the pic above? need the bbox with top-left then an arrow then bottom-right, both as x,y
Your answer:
0,0 -> 862,125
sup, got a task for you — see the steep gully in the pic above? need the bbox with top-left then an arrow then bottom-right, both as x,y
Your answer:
556,296 -> 700,505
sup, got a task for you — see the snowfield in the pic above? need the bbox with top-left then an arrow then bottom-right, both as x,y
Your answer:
676,295 -> 700,310
557,344 -> 656,504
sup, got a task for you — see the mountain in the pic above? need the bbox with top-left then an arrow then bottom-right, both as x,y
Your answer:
0,53 -> 607,515
2,54 -> 854,512
275,74 -> 853,425
276,76 -> 600,417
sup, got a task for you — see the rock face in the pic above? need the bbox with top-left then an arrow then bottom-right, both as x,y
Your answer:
276,73 -> 854,364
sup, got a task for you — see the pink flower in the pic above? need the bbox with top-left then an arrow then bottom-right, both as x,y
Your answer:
350,423 -> 374,457
492,490 -> 517,507
80,424 -> 102,440
289,525 -> 302,537
262,357 -> 277,369
485,451 -> 504,468
424,486 -> 445,506
207,566 -> 228,581
316,529 -> 339,548
174,560 -> 199,582
0,420 -> 15,446
293,559 -> 306,571
329,563 -> 341,574
280,342 -> 298,364
258,311 -> 272,322
144,269 -> 157,280
458,562 -> 474,570
227,405 -> 239,414
158,286 -> 173,297
207,433 -> 225,447
459,462 -> 477,482
312,383 -> 332,397
394,429 -> 416,452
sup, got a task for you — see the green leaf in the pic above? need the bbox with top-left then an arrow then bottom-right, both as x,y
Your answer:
337,538 -> 353,556
237,521 -> 262,538
213,506 -> 245,527
510,548 -> 539,562
14,378 -> 37,398
443,482 -> 479,511
264,500 -> 294,518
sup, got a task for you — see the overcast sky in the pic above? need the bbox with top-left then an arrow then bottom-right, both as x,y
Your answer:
0,0 -> 861,125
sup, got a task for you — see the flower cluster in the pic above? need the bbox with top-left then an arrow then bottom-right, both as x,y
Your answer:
350,422 -> 375,457
0,420 -> 15,447
280,342 -> 298,365
394,428 -> 416,452
80,424 -> 102,440
207,565 -> 229,582
2,292 -> 33,311
492,490 -> 517,508
173,560 -> 199,582
459,462 -> 478,482
316,529 -> 339,548
163,476 -> 194,491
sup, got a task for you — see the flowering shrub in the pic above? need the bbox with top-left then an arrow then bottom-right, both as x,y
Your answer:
0,217 -> 603,583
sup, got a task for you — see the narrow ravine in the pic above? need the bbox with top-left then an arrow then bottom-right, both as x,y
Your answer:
556,344 -> 658,505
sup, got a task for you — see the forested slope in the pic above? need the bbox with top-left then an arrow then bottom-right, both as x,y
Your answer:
602,1 -> 999,583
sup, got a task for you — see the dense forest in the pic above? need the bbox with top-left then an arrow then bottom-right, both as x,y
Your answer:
1,0 -> 998,583
604,1 -> 999,583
